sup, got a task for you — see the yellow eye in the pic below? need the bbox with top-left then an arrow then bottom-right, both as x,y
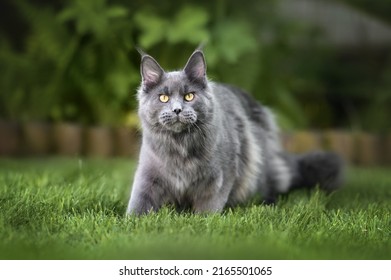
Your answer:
184,92 -> 194,102
159,94 -> 169,103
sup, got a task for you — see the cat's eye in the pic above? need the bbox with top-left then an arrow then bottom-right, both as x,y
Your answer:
184,93 -> 194,102
159,94 -> 170,103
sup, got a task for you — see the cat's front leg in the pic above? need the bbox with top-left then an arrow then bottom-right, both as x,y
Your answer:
192,196 -> 226,213
126,166 -> 167,216
192,176 -> 230,213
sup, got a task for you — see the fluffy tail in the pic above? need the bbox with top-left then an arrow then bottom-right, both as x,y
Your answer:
286,151 -> 344,192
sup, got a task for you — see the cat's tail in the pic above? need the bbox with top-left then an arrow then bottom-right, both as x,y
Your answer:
285,151 -> 344,192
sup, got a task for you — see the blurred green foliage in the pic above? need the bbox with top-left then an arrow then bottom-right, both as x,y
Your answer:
0,0 -> 390,130
0,0 -> 137,124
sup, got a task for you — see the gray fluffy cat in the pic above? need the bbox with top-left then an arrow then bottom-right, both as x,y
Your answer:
126,50 -> 343,215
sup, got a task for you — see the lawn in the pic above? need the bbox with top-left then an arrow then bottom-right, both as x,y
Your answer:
0,158 -> 390,260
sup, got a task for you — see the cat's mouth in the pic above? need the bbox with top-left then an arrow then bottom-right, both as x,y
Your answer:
170,121 -> 187,133
159,112 -> 197,133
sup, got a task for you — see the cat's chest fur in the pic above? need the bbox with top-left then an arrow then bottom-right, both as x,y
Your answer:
147,131 -> 215,194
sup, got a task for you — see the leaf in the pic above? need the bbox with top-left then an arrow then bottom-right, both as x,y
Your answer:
213,20 -> 258,63
106,6 -> 128,19
167,6 -> 210,44
134,10 -> 168,48
57,0 -> 129,39
57,9 -> 76,23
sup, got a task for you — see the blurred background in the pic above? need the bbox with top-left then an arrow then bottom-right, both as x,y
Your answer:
0,0 -> 390,165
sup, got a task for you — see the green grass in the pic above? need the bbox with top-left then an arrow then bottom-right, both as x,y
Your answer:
0,158 -> 390,260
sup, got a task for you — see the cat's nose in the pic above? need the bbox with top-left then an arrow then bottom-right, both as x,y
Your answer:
173,108 -> 182,115
172,101 -> 182,115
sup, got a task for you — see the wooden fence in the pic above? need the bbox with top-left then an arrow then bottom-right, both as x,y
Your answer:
0,120 -> 390,166
282,130 -> 391,166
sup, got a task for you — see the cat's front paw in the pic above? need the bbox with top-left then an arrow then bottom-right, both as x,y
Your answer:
126,194 -> 157,216
192,198 -> 225,214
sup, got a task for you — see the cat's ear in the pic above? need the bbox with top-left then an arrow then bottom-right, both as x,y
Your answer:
184,50 -> 207,87
140,55 -> 164,90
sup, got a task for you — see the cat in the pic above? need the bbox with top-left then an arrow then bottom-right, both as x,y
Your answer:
126,49 -> 343,215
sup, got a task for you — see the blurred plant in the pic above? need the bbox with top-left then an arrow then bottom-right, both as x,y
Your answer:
1,0 -> 280,126
56,0 -> 137,125
0,2 -> 69,122
58,0 -> 128,40
134,6 -> 210,49
130,0 -> 307,129
5,0 -> 381,131
0,0 -> 137,125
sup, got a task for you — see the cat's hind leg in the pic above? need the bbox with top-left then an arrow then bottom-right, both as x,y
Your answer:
262,154 -> 292,204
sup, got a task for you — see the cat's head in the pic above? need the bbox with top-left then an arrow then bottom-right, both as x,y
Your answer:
137,50 -> 212,134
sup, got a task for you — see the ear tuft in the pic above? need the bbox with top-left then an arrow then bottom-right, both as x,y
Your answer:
141,55 -> 164,90
183,50 -> 207,87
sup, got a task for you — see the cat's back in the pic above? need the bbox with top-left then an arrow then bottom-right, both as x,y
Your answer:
211,83 -> 272,131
